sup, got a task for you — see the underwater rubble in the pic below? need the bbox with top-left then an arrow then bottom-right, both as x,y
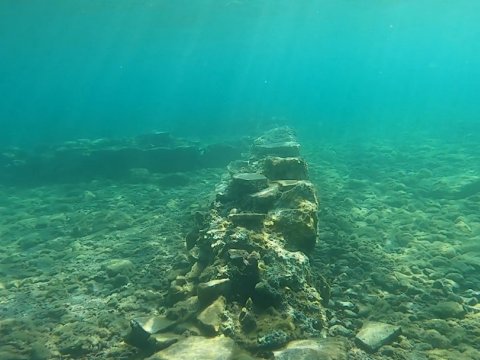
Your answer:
127,127 -> 331,357
0,131 -> 246,185
2,131 -> 480,359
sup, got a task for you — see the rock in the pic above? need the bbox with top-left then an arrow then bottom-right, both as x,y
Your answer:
165,296 -> 200,322
104,259 -> 134,277
273,338 -> 348,360
167,276 -> 195,303
276,181 -> 317,209
135,131 -> 173,147
126,316 -> 176,348
227,160 -> 253,175
149,333 -> 181,351
197,279 -> 232,305
329,324 -> 354,337
58,336 -> 92,357
422,329 -> 450,348
30,341 -> 52,360
251,127 -> 300,157
239,301 -> 257,332
230,173 -> 269,195
253,142 -> 300,158
257,330 -> 290,349
154,128 -> 326,352
272,208 -> 318,252
263,157 -> 308,180
336,301 -> 357,311
1,345 -> 36,360
0,133 -> 243,185
428,301 -> 465,319
111,274 -> 129,288
146,335 -> 237,360
228,212 -> 266,229
132,316 -> 176,334
129,167 -> 151,181
201,143 -> 244,167
197,296 -> 226,335
248,184 -> 280,212
253,281 -> 282,308
355,321 -> 402,353
275,180 -> 303,191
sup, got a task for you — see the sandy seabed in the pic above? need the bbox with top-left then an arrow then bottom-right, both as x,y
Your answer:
1,136 -> 480,359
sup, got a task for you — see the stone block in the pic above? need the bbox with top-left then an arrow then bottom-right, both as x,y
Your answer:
355,321 -> 402,353
264,157 -> 308,180
197,279 -> 232,305
146,335 -> 237,360
230,173 -> 269,196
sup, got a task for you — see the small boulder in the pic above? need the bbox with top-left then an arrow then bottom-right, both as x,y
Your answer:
272,209 -> 318,252
132,316 -> 176,334
197,296 -> 226,335
197,279 -> 232,305
355,321 -> 402,353
276,181 -> 317,209
104,259 -> 134,277
428,301 -> 465,319
126,316 -> 176,348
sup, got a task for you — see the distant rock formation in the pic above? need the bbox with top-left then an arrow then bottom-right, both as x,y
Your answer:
0,132 -> 246,185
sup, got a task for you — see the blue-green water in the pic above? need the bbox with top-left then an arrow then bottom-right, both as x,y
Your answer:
1,0 -> 479,146
2,3 -> 480,359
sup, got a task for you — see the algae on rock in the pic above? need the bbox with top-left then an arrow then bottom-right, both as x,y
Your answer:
131,127 -> 328,354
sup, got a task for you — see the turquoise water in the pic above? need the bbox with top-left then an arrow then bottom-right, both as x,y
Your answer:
2,2 -> 480,359
1,0 -> 479,145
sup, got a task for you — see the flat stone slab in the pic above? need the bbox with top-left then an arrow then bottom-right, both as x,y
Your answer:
231,173 -> 269,194
273,338 -> 348,360
253,142 -> 300,158
146,335 -> 237,360
131,316 -> 176,335
355,321 -> 401,353
248,185 -> 281,212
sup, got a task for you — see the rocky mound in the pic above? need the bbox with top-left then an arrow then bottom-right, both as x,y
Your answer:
128,127 -> 330,357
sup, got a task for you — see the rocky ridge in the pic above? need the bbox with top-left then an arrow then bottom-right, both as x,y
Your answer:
129,127 -> 330,357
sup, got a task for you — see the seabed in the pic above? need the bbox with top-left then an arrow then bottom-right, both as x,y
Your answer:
1,128 -> 480,359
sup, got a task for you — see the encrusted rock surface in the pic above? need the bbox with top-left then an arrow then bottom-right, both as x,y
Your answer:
131,127 -> 328,354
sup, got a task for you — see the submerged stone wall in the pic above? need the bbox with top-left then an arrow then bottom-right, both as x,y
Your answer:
0,132 -> 245,185
129,127 -> 329,356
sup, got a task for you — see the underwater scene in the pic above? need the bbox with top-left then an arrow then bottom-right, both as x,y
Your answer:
1,1 -> 480,359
